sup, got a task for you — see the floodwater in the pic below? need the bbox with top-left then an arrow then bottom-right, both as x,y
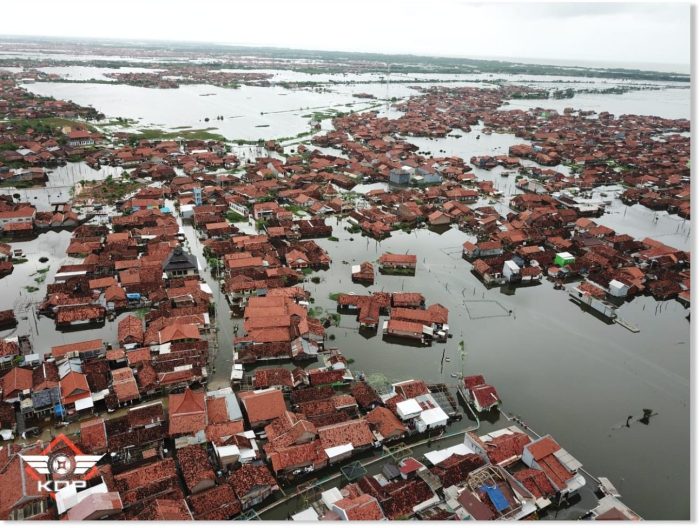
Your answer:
2,162 -> 124,210
20,71 -> 689,142
302,220 -> 689,520
1,72 -> 690,519
22,82 -> 394,141
503,88 -> 690,120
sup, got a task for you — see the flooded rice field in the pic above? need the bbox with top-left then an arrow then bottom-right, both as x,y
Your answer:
20,70 -> 690,141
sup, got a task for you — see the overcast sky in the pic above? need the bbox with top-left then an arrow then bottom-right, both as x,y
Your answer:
1,1 -> 691,71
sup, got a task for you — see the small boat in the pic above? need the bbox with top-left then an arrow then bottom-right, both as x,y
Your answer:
450,373 -> 460,378
445,357 -> 451,362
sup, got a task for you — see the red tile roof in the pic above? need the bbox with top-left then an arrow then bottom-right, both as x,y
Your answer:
379,253 -> 417,265
177,444 -> 216,493
158,323 -> 200,344
484,432 -> 530,465
228,464 -> 278,498
239,389 -> 287,426
51,339 -> 103,359
1,367 -> 33,399
266,439 -> 328,474
318,419 -> 374,449
111,367 -> 140,402
188,483 -> 242,520
80,418 -> 108,453
254,367 -> 295,389
136,498 -> 192,520
334,494 -> 385,520
513,468 -> 556,499
118,315 -> 144,344
366,406 -> 407,439
60,371 -> 91,406
205,396 -> 229,424
168,388 -> 206,436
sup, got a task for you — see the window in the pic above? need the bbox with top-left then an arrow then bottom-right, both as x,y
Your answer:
9,500 -> 48,520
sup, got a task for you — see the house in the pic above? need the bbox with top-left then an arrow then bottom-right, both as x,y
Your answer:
55,305 -> 106,327
0,207 -> 36,231
177,444 -> 216,494
383,319 -> 426,341
332,493 -> 386,521
59,371 -> 92,413
79,418 -> 109,454
66,129 -> 95,147
51,339 -> 105,361
135,498 -> 193,520
1,367 -> 33,402
168,388 -> 207,441
522,435 -> 586,496
449,464 -> 537,520
351,382 -> 382,410
427,210 -> 452,226
228,464 -> 279,511
238,388 -> 287,429
460,375 -> 501,413
587,495 -> 642,520
391,292 -> 425,308
111,367 -> 140,405
389,167 -> 412,185
366,406 -> 407,442
114,459 -> 180,509
0,444 -> 51,520
351,261 -> 374,285
63,491 -> 123,520
317,419 -> 375,463
30,362 -> 61,416
187,483 -> 242,520
117,315 -> 144,348
379,253 -> 417,273
163,246 -> 199,278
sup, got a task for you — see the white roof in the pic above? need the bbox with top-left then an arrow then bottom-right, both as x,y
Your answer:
321,488 -> 344,509
504,260 -> 520,272
609,279 -> 626,289
351,265 -> 361,273
424,442 -> 474,466
56,481 -> 108,515
74,396 -> 94,411
215,444 -> 241,458
325,443 -> 353,458
396,399 -> 422,419
292,507 -> 320,521
557,252 -> 574,259
419,407 -> 449,426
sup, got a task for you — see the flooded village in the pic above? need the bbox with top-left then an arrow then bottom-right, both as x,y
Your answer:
0,38 -> 691,521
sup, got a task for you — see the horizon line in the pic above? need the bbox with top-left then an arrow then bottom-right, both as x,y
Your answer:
0,33 -> 690,76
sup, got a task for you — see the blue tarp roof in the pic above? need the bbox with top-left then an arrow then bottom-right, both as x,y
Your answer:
54,403 -> 65,416
480,484 -> 509,512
